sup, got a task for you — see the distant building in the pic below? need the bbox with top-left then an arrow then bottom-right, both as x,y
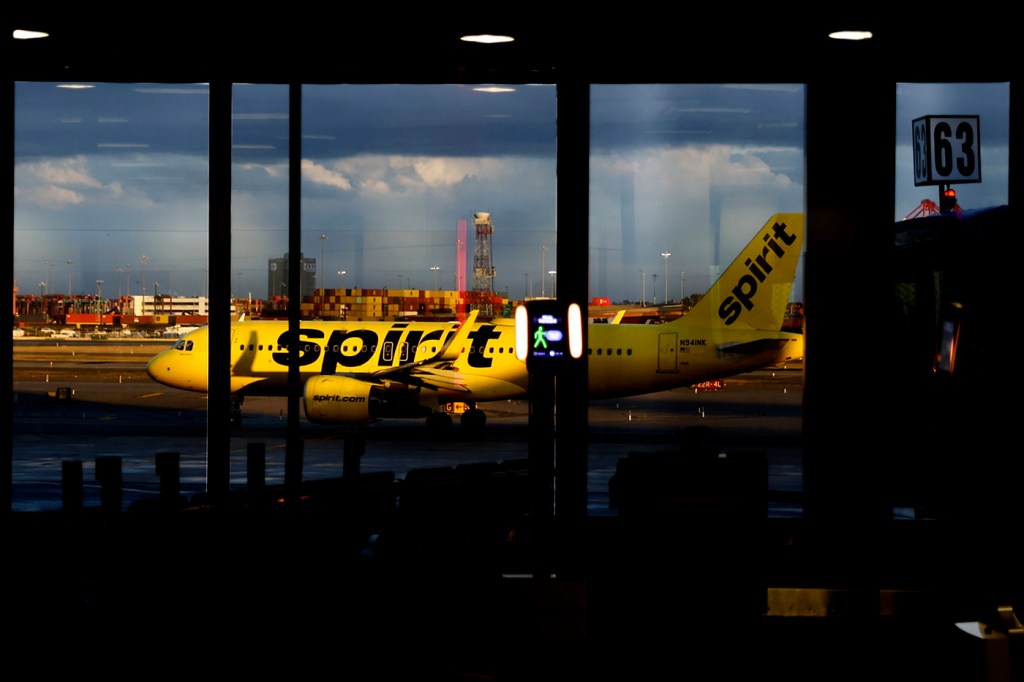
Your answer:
268,253 -> 316,302
126,294 -> 209,317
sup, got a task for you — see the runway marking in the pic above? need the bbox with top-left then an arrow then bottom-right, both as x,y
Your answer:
139,392 -> 166,398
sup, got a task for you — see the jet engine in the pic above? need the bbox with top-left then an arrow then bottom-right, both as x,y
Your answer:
303,375 -> 378,424
302,375 -> 429,424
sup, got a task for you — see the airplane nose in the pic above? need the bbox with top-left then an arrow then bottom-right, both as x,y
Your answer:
146,351 -> 166,382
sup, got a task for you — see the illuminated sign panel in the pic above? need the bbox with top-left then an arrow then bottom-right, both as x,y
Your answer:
913,115 -> 981,186
515,300 -> 582,368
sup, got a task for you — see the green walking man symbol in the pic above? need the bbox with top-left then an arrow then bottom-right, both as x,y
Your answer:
533,325 -> 548,349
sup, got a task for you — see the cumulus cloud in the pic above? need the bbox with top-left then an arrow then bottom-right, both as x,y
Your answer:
301,158 -> 353,190
20,184 -> 86,209
29,156 -> 104,188
15,156 -> 138,209
239,162 -> 285,178
302,154 -> 507,195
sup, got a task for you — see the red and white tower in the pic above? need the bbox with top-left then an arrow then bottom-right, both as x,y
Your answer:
471,212 -> 496,316
472,212 -> 495,294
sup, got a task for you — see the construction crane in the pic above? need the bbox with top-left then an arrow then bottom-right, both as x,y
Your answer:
904,198 -> 940,219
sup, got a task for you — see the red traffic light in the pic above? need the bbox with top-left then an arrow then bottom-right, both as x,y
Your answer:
940,187 -> 958,214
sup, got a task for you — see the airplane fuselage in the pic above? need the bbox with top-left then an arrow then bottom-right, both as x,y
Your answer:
147,316 -> 802,401
584,320 -> 802,399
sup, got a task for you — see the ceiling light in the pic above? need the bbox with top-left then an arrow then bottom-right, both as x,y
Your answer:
13,29 -> 49,40
828,30 -> 873,41
461,34 -> 514,44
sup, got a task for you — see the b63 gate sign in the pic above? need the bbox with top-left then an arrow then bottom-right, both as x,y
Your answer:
913,115 -> 981,186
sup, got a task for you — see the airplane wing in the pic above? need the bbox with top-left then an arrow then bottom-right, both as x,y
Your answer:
403,367 -> 473,393
328,309 -> 480,392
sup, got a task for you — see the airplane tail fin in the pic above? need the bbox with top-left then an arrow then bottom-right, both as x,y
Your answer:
682,213 -> 803,331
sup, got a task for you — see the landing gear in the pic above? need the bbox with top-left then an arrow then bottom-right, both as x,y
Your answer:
425,412 -> 454,430
460,408 -> 487,431
424,403 -> 487,431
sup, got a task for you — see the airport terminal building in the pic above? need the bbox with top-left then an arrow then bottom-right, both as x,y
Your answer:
4,11 -> 1022,680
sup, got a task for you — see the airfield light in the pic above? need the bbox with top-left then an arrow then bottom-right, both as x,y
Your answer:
940,186 -> 958,214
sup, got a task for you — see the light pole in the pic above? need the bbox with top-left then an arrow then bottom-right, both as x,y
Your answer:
640,270 -> 646,306
319,234 -> 328,317
661,251 -> 671,304
548,270 -> 557,298
680,271 -> 685,303
652,273 -> 658,305
337,269 -> 346,289
140,254 -> 149,299
540,245 -> 547,297
66,259 -> 73,297
431,265 -> 440,290
96,280 -> 104,324
153,281 -> 160,315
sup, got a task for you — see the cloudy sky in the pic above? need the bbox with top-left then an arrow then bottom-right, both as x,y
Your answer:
13,81 -> 1009,305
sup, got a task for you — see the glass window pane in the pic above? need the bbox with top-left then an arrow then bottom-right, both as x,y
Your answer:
224,83 -> 557,483
891,82 -> 1010,519
590,84 -> 806,518
896,82 -> 1009,218
13,81 -> 210,511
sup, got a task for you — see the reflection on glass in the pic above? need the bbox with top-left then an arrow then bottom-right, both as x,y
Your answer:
589,84 -> 806,517
221,84 -> 559,488
299,84 -> 557,302
13,81 -> 211,511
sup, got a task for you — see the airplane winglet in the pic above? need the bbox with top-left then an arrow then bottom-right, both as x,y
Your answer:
436,309 -> 478,361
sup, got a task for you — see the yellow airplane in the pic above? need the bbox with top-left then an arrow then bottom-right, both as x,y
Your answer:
146,212 -> 804,428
